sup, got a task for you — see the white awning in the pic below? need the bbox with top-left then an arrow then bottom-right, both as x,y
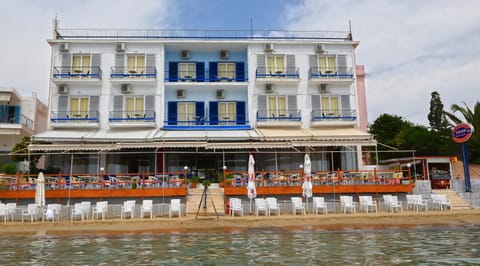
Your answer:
256,128 -> 312,141
28,143 -> 119,152
84,128 -> 157,142
156,130 -> 259,141
32,129 -> 96,142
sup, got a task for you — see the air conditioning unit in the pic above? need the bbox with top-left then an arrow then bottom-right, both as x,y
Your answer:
264,43 -> 274,52
265,84 -> 274,93
220,50 -> 229,59
121,84 -> 131,94
116,42 -> 126,52
216,89 -> 225,99
315,44 -> 325,53
59,43 -> 69,52
319,84 -> 328,93
58,85 -> 69,94
176,89 -> 186,98
181,50 -> 190,59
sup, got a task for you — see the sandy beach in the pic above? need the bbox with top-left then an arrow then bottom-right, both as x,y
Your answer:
1,209 -> 479,236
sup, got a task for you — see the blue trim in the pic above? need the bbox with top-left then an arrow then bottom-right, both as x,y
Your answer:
163,125 -> 251,130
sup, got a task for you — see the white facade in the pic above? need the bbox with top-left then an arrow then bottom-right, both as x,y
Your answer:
32,29 -> 375,175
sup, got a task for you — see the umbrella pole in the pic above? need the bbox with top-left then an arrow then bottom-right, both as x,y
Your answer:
249,198 -> 252,215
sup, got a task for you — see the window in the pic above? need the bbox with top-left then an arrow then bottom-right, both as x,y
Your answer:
219,102 -> 236,123
318,55 -> 336,74
70,97 -> 89,118
72,54 -> 91,74
268,96 -> 286,117
321,96 -> 339,116
178,63 -> 196,79
125,96 -> 145,118
127,54 -> 145,74
267,55 -> 284,74
177,102 -> 195,124
218,63 -> 235,79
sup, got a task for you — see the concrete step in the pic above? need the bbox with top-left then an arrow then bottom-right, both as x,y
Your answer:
431,189 -> 472,210
186,187 -> 225,215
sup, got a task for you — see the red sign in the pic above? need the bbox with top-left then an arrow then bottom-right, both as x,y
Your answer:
452,123 -> 474,143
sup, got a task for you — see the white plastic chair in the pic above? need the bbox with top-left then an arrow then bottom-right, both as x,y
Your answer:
141,199 -> 154,219
44,203 -> 61,222
340,195 -> 356,214
22,203 -> 39,223
0,204 -> 7,223
230,198 -> 243,217
120,200 -> 136,219
266,197 -> 280,216
71,203 -> 85,221
359,196 -> 377,213
81,201 -> 91,219
254,198 -> 267,216
291,197 -> 305,215
383,195 -> 402,213
6,203 -> 17,222
169,199 -> 181,218
313,197 -> 328,215
431,194 -> 450,211
92,201 -> 108,220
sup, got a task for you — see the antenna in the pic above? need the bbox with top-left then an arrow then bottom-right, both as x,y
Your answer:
347,20 -> 353,40
250,18 -> 253,39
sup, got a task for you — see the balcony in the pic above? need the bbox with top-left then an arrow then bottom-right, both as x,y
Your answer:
52,66 -> 102,85
255,67 -> 300,85
310,108 -> 357,127
108,110 -> 156,128
164,113 -> 249,130
309,67 -> 354,84
256,109 -> 301,128
0,111 -> 34,135
50,111 -> 99,129
164,70 -> 248,82
110,67 -> 157,85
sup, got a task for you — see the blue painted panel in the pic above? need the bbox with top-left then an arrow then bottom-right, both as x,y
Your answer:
195,102 -> 205,125
167,102 -> 178,125
196,62 -> 205,82
169,62 -> 178,81
209,62 -> 217,81
236,101 -> 246,125
209,101 -> 218,125
235,62 -> 245,81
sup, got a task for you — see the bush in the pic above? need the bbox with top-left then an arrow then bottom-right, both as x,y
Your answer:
2,163 -> 18,174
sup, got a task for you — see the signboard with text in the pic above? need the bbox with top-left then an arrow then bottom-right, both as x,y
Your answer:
452,123 -> 474,143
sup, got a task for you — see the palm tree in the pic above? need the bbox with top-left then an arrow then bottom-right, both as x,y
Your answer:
444,101 -> 480,162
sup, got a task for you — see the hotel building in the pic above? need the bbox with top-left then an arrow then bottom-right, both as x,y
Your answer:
31,27 -> 375,178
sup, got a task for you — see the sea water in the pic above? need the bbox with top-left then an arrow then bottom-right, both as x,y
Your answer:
1,225 -> 479,265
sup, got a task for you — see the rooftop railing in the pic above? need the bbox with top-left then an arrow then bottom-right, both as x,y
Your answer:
55,29 -> 352,41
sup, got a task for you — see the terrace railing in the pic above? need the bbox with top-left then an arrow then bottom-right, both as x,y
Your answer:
312,109 -> 357,121
164,70 -> 247,82
50,110 -> 99,123
110,67 -> 157,79
309,67 -> 354,79
257,109 -> 301,121
108,110 -> 156,122
53,66 -> 102,79
255,67 -> 300,79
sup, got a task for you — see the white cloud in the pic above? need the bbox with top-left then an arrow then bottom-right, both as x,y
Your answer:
0,0 -> 174,103
284,0 -> 480,125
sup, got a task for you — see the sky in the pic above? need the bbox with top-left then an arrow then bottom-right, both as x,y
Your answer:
0,0 -> 478,126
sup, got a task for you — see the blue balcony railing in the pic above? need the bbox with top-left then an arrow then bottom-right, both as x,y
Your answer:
309,67 -> 354,79
257,109 -> 301,121
110,67 -> 157,79
53,66 -> 102,79
255,67 -> 300,79
164,70 -> 247,82
312,109 -> 356,121
108,110 -> 156,122
164,112 -> 249,130
50,111 -> 99,123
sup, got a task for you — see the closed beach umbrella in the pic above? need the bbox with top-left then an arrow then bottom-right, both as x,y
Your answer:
247,154 -> 256,214
35,172 -> 46,207
302,154 -> 313,213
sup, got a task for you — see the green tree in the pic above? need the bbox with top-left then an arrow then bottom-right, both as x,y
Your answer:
10,136 -> 43,173
444,101 -> 480,162
428,91 -> 449,132
369,114 -> 410,147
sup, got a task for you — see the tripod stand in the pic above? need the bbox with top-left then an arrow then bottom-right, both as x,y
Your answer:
195,184 -> 219,220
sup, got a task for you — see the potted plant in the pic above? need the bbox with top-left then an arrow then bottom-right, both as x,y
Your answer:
225,173 -> 234,187
190,175 -> 200,188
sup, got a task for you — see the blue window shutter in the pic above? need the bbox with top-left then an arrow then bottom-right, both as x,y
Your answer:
209,101 -> 218,125
14,106 -> 20,123
209,62 -> 218,81
195,102 -> 205,125
235,62 -> 245,81
169,62 -> 178,81
167,102 -> 177,125
196,62 -> 205,82
236,101 -> 246,124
